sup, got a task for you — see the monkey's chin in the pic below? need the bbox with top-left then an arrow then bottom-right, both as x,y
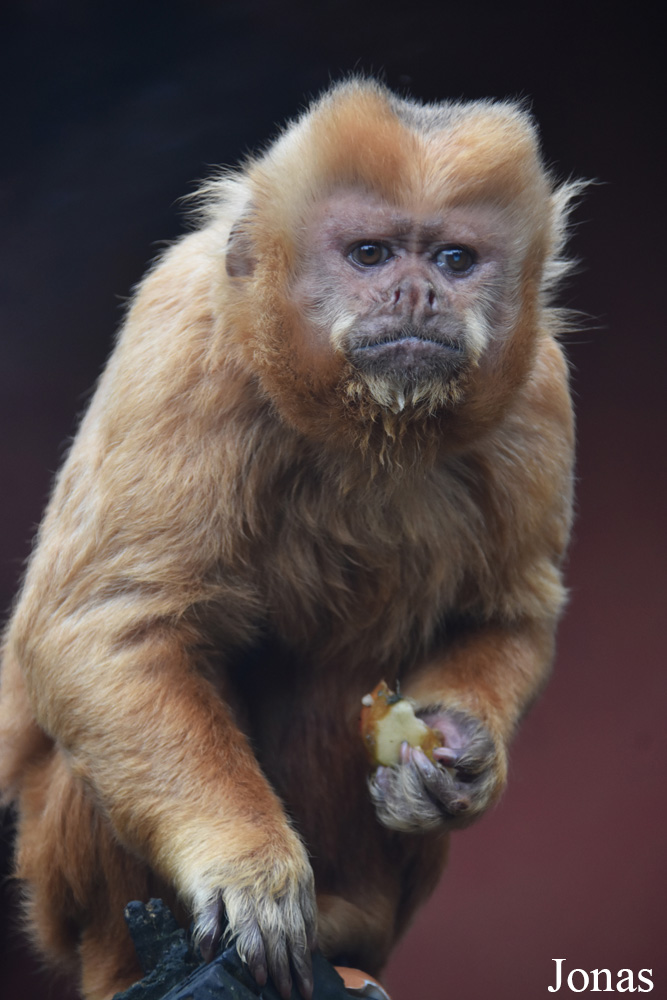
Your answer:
347,337 -> 469,415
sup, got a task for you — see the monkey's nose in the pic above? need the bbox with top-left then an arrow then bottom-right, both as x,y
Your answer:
392,280 -> 438,316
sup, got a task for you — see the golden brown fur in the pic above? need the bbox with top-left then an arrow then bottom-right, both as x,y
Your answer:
0,79 -> 578,999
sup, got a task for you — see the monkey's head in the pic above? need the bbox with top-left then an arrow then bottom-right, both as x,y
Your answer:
216,80 -> 579,454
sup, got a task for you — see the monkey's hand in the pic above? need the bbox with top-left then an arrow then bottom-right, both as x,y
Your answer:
369,709 -> 505,834
194,828 -> 317,1000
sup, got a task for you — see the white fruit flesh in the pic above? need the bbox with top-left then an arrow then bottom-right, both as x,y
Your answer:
373,700 -> 433,766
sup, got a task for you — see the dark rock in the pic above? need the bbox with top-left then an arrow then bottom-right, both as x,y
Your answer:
113,899 -> 359,1000
112,899 -> 199,998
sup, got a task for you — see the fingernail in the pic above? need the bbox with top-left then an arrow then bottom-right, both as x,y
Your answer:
298,971 -> 314,999
254,962 -> 268,987
434,746 -> 459,765
279,973 -> 293,1000
199,936 -> 215,963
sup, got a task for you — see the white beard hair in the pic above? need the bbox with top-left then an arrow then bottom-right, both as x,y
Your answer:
346,366 -> 471,417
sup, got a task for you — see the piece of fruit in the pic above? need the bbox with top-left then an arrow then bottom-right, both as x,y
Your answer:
360,681 -> 443,766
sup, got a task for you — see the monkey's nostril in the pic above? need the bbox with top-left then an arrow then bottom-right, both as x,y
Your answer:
428,289 -> 436,308
393,288 -> 401,305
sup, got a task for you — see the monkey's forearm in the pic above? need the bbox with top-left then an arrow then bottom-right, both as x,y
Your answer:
405,618 -> 556,742
17,624 -> 282,860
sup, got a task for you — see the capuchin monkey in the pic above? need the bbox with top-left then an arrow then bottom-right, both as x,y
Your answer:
0,79 -> 581,1000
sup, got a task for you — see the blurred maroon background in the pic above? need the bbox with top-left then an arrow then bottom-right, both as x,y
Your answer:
1,3 -> 665,998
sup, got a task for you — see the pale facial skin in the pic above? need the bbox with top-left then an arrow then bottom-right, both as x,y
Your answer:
290,190 -> 514,401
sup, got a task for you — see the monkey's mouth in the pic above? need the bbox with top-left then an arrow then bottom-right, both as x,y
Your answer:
349,332 -> 466,380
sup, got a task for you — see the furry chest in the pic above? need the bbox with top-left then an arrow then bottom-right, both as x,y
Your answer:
258,505 -> 467,662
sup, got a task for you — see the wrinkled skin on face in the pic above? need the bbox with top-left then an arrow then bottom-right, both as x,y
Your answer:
289,191 -> 516,414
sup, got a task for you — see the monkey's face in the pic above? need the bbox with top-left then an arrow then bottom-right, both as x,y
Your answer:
290,190 -> 518,415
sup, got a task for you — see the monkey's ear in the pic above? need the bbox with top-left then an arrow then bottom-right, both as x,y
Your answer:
225,214 -> 257,278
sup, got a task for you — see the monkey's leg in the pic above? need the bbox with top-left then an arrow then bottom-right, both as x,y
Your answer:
13,746 -> 169,999
316,893 -> 397,974
78,920 -> 145,1000
316,819 -> 450,975
370,620 -> 554,832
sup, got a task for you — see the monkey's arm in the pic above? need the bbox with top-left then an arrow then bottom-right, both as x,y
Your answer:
16,605 -> 315,994
7,243 -> 315,1000
10,482 -> 315,999
371,337 -> 574,833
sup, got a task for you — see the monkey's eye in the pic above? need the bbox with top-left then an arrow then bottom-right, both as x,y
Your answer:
435,246 -> 476,273
348,243 -> 392,267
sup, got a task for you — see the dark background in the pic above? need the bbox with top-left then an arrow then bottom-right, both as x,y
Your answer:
1,2 -> 665,998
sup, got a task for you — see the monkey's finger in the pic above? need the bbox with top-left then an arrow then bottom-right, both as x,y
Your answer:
305,918 -> 318,953
268,898 -> 313,1000
432,745 -> 460,767
454,728 -> 496,777
199,931 -> 217,964
299,889 -> 318,953
243,930 -> 268,988
373,765 -> 393,793
411,747 -> 453,794
412,748 -> 470,816
289,942 -> 314,999
196,897 -> 225,962
402,740 -> 459,769
265,933 -> 293,1000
